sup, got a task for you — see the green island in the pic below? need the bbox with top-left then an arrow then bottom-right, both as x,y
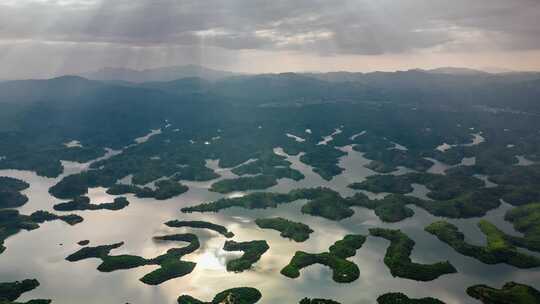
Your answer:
77,240 -> 90,246
349,172 -> 484,200
53,196 -> 129,211
0,279 -> 51,304
281,234 -> 366,283
504,203 -> 540,252
255,217 -> 313,242
300,189 -> 355,221
232,151 -> 304,181
349,174 -> 414,194
347,193 -> 417,223
360,149 -> 434,174
350,186 -> 506,222
299,145 -> 346,181
425,220 -> 540,268
181,191 -> 295,213
209,175 -> 278,193
48,169 -> 116,199
177,287 -> 262,304
183,184 -> 508,224
467,282 -> 540,304
182,187 -> 356,221
107,179 -> 188,200
1,209 -> 82,254
223,240 -> 270,272
369,228 -> 456,281
0,177 -> 29,209
500,185 -> 540,206
299,298 -> 341,304
165,220 -> 234,238
66,233 -> 200,285
377,293 -> 446,304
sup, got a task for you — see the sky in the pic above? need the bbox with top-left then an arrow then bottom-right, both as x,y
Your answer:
1,0 -> 540,79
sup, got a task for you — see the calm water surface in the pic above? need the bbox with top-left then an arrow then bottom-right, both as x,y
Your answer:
0,143 -> 538,304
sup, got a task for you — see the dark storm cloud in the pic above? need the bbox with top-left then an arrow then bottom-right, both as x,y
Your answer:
1,0 -> 539,55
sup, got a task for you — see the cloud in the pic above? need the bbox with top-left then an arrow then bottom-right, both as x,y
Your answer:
0,0 -> 539,78
1,0 -> 539,54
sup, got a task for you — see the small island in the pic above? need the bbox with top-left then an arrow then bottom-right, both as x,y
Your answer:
300,190 -> 355,221
66,233 -> 200,285
467,282 -> 540,304
177,287 -> 262,304
232,151 -> 304,181
107,179 -> 189,200
425,220 -> 540,268
255,217 -> 314,242
53,196 -> 129,211
349,172 -> 484,201
281,234 -> 366,283
349,174 -> 414,194
348,193 -> 417,223
183,187 -> 357,221
369,228 -> 457,281
0,177 -> 30,209
377,293 -> 446,304
77,240 -> 90,246
349,186 -> 506,222
504,202 -> 540,252
0,279 -> 51,304
165,220 -> 234,238
223,240 -> 269,272
209,175 -> 278,193
1,209 -> 82,255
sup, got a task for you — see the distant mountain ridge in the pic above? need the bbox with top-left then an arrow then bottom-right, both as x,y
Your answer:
80,65 -> 241,82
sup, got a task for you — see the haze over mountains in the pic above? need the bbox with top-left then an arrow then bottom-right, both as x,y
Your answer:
81,65 -> 241,82
1,65 -> 539,114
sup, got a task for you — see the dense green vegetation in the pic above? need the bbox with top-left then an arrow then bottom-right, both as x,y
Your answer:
165,220 -> 234,238
466,282 -> 540,304
300,189 -> 355,221
53,196 -> 129,211
1,209 -> 82,254
232,151 -> 304,181
504,203 -> 540,252
106,179 -> 188,200
210,175 -> 278,193
349,174 -> 414,194
66,233 -> 200,285
182,191 -> 292,213
369,228 -> 456,281
183,187 -> 357,221
281,234 -> 366,283
255,217 -> 313,242
223,240 -> 269,272
300,145 -> 346,180
0,177 -> 29,209
0,279 -> 51,304
351,186 -> 506,222
0,279 -> 39,302
377,293 -> 446,304
349,172 -> 485,200
177,287 -> 262,304
425,221 -> 540,268
119,180 -> 188,200
347,193 -> 417,223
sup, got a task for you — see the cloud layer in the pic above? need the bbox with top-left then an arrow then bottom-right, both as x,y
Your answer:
1,0 -> 539,77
